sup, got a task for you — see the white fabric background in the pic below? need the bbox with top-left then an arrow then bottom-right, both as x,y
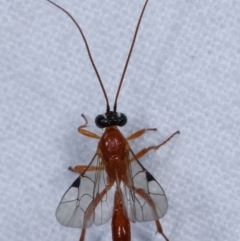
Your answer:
0,0 -> 239,241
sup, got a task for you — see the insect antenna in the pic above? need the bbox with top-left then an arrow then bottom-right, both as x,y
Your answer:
113,0 -> 149,112
46,0 -> 110,113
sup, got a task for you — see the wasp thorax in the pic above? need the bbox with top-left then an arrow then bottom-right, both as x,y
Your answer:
95,111 -> 127,128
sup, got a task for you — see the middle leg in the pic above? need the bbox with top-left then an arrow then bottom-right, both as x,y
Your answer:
130,130 -> 180,161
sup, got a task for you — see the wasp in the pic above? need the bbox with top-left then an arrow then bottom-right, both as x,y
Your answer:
46,0 -> 180,240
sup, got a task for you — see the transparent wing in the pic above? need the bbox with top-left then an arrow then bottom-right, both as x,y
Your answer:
56,153 -> 116,228
122,149 -> 168,223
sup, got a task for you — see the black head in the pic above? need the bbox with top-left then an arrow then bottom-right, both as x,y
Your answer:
95,111 -> 127,128
46,0 -> 150,132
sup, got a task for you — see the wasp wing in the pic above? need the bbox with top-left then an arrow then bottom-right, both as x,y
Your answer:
56,153 -> 115,228
122,149 -> 168,223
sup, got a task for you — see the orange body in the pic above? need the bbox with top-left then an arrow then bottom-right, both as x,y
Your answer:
48,0 -> 178,241
111,190 -> 131,241
99,127 -> 129,181
99,127 -> 131,241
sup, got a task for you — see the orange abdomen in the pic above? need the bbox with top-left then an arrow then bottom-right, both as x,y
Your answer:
111,190 -> 131,241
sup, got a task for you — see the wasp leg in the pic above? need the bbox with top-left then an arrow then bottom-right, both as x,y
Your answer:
155,220 -> 170,241
127,128 -> 157,140
79,228 -> 86,241
81,179 -> 114,227
68,165 -> 104,174
128,185 -> 170,241
130,130 -> 180,161
78,114 -> 101,139
78,178 -> 114,241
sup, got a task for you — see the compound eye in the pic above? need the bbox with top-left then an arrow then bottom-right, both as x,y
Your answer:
95,112 -> 127,128
95,114 -> 108,128
117,112 -> 127,126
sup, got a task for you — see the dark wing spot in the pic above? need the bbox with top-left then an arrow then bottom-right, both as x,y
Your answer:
71,177 -> 80,188
146,171 -> 154,182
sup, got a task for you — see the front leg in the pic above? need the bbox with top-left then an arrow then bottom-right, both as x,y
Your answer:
78,114 -> 101,139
